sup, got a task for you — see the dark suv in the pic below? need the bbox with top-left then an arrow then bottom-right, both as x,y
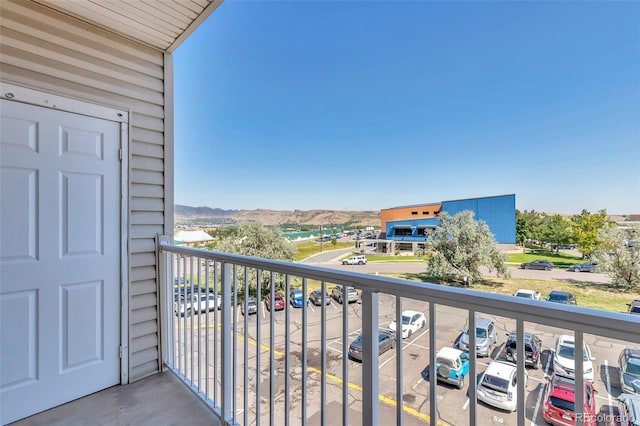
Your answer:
503,331 -> 543,369
546,290 -> 577,305
629,300 -> 640,316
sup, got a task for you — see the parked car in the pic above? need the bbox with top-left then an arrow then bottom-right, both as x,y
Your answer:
503,331 -> 543,369
331,285 -> 358,304
629,300 -> 640,316
546,290 -> 577,305
513,289 -> 541,300
542,373 -> 597,426
567,262 -> 597,273
388,310 -> 426,339
308,290 -> 331,306
174,293 -> 221,316
520,260 -> 554,270
553,334 -> 595,382
619,348 -> 640,394
434,347 -> 470,389
241,297 -> 258,315
458,317 -> 497,357
289,289 -> 304,308
348,330 -> 395,362
617,393 -> 640,426
342,255 -> 367,265
477,360 -> 527,412
265,292 -> 285,311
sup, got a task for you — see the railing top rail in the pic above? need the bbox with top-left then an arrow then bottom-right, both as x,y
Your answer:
158,241 -> 640,344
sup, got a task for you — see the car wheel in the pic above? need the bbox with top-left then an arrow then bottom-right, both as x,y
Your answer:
358,261 -> 363,265
457,375 -> 465,390
408,329 -> 412,338
534,356 -> 540,370
524,265 -> 529,270
339,296 -> 343,304
545,266 -> 551,271
421,321 -> 426,328
390,340 -> 396,349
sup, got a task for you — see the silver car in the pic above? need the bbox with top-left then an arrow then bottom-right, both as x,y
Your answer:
567,261 -> 597,272
458,317 -> 497,357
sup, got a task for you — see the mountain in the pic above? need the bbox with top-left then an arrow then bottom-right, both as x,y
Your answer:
174,205 -> 380,228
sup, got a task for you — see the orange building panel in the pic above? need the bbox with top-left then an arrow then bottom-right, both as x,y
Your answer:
380,203 -> 442,233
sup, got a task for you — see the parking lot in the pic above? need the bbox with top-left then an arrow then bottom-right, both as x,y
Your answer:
176,288 -> 633,426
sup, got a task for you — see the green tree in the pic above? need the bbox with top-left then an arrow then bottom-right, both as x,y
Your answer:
425,211 -> 510,285
515,210 -> 544,246
593,224 -> 640,290
539,214 -> 572,252
215,222 -> 296,296
571,209 -> 610,258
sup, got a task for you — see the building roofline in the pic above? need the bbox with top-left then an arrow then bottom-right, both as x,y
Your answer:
383,194 -> 515,211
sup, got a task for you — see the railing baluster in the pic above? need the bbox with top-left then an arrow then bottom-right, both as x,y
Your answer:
213,261 -> 219,409
205,259 -> 210,400
341,281 -> 348,426
284,274 -> 291,426
321,280 -> 326,426
429,302 -> 437,426
197,256 -> 202,393
269,271 -> 275,426
243,266 -> 249,426
395,296 -> 403,426
256,268 -> 262,426
232,264 -> 238,422
575,331 -> 585,426
189,256 -> 194,385
302,277 -> 308,426
468,311 -> 477,425
361,288 -> 379,426
221,262 -> 233,423
516,319 -> 525,426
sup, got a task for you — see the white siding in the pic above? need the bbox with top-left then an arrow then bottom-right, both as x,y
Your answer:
0,0 -> 166,382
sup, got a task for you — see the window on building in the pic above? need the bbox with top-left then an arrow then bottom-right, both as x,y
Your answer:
422,211 -> 429,215
411,211 -> 418,215
395,228 -> 412,236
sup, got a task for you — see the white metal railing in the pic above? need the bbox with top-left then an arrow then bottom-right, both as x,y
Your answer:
157,237 -> 640,426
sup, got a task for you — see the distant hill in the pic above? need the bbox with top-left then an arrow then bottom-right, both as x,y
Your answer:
174,205 -> 380,228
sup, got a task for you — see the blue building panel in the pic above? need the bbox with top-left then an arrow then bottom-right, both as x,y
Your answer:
441,194 -> 515,243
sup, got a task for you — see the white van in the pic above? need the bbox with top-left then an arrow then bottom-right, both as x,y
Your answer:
342,255 -> 367,265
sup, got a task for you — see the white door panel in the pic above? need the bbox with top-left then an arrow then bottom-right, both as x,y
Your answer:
0,99 -> 121,424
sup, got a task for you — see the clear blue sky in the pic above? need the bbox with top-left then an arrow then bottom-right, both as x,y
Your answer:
174,1 -> 640,215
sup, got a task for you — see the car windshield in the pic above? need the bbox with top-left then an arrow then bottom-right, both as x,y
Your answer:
549,396 -> 575,412
624,361 -> 640,376
558,345 -> 575,359
515,292 -> 531,298
476,327 -> 488,339
402,315 -> 411,324
548,294 -> 568,302
482,374 -> 509,393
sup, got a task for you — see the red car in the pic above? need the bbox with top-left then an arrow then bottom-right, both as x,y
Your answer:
542,373 -> 597,426
265,292 -> 285,311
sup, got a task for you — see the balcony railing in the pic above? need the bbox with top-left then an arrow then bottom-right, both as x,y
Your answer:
157,237 -> 640,426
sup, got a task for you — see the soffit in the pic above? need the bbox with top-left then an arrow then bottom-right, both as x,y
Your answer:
32,0 -> 222,52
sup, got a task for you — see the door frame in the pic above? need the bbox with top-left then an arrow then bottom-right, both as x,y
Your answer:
1,82 -> 130,384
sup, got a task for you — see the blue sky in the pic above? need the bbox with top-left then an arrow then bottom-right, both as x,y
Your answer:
174,1 -> 639,215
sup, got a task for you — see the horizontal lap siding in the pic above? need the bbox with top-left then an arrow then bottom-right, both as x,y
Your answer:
0,0 -> 165,382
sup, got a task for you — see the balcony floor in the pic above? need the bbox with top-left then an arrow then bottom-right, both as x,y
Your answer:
11,371 -> 221,426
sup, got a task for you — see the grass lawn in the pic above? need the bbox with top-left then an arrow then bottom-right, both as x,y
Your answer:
381,272 -> 638,314
293,241 -> 355,261
506,250 -> 586,269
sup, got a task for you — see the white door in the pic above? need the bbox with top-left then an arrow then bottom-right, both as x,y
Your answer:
0,99 -> 121,424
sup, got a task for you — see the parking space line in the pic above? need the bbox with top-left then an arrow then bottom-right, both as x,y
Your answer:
379,328 -> 430,369
603,359 -> 614,417
307,304 -> 315,313
530,352 -> 553,426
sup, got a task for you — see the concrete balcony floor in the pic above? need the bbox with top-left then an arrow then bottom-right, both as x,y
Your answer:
11,371 -> 221,426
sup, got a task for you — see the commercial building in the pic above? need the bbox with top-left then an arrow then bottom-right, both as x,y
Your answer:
379,194 -> 516,253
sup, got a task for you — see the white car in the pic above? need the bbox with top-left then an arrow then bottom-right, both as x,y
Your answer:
342,255 -> 367,265
174,293 -> 221,316
513,289 -> 541,300
388,310 -> 426,339
553,334 -> 595,382
478,360 -> 527,412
